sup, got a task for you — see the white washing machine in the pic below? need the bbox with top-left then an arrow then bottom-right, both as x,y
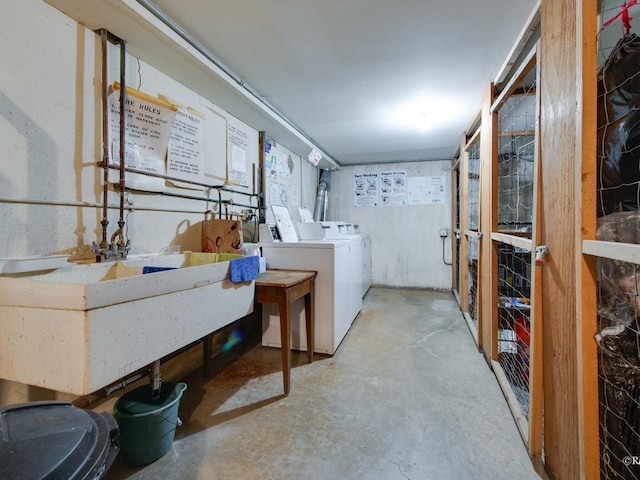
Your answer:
321,222 -> 372,297
260,238 -> 362,355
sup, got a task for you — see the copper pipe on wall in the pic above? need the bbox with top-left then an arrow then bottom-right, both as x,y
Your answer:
95,30 -> 130,261
99,30 -> 110,252
98,161 -> 259,198
117,34 -> 127,251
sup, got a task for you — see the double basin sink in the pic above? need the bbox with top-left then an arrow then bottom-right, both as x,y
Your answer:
0,253 -> 254,395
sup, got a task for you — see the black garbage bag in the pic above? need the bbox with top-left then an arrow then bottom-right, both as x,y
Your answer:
597,322 -> 640,479
597,34 -> 640,217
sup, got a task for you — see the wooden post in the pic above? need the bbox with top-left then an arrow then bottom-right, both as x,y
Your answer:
451,152 -> 461,294
538,0 -> 599,477
459,134 -> 471,319
479,84 -> 497,362
528,44 -> 544,460
575,0 -> 600,478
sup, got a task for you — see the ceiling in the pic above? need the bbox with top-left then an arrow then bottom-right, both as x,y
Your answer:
45,0 -> 539,168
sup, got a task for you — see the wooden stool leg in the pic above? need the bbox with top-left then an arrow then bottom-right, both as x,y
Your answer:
278,297 -> 291,395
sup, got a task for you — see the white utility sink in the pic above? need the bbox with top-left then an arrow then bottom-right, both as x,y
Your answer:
0,253 -> 255,395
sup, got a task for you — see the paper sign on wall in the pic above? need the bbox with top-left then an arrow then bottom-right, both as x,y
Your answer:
380,171 -> 407,206
408,176 -> 446,204
227,120 -> 249,185
354,173 -> 379,207
166,106 -> 205,189
308,148 -> 322,166
107,84 -> 177,191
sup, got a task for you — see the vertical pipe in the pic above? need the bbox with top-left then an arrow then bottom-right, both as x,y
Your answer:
252,163 -> 256,196
117,38 -> 127,247
100,30 -> 110,252
150,360 -> 161,400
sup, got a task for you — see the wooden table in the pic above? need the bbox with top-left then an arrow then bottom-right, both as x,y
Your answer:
255,269 -> 317,395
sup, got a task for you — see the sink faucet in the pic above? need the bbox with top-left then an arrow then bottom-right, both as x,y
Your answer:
92,227 -> 130,262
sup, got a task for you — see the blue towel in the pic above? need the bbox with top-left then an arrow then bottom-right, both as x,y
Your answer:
229,256 -> 260,282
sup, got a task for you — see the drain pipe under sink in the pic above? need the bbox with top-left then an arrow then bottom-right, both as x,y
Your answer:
150,360 -> 162,400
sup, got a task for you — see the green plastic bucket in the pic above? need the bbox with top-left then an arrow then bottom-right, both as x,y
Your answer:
113,382 -> 187,465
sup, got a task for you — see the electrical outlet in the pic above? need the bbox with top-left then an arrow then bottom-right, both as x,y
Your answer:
439,228 -> 448,238
241,209 -> 255,221
125,193 -> 134,206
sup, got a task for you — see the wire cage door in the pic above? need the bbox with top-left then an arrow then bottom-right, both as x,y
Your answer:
452,161 -> 462,301
460,133 -> 482,345
490,43 -> 543,457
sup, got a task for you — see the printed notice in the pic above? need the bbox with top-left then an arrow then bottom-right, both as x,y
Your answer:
408,176 -> 447,204
291,184 -> 300,207
227,121 -> 249,185
108,84 -> 177,191
270,182 -> 288,206
167,107 -> 204,189
354,173 -> 379,207
202,105 -> 227,182
380,170 -> 407,206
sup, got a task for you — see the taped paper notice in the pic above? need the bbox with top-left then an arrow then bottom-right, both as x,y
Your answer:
227,120 -> 249,185
308,148 -> 322,166
108,84 -> 177,191
166,105 -> 205,189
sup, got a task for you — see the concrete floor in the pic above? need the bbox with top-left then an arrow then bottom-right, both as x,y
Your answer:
104,288 -> 541,480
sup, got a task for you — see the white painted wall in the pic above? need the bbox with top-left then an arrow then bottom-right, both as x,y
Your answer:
327,161 -> 453,290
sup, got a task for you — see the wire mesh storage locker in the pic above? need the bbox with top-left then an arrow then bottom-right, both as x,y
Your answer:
489,39 -> 542,454
452,159 -> 462,300
497,242 -> 532,419
497,91 -> 536,232
465,136 -> 482,340
594,2 -> 640,477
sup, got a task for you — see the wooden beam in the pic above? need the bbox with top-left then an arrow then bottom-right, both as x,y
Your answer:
464,229 -> 483,239
539,0 -> 582,476
479,84 -> 497,362
583,240 -> 640,264
491,232 -> 533,251
509,87 -> 538,97
492,360 -> 530,442
463,312 -> 479,345
492,45 -> 538,114
494,0 -> 542,86
459,133 -> 470,317
528,45 -> 544,460
465,127 -> 481,153
465,107 -> 482,141
451,158 -> 460,292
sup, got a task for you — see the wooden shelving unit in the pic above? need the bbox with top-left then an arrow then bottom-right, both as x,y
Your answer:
448,1 -> 640,478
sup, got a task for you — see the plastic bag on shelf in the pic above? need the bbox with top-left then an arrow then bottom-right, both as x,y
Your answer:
596,322 -> 640,479
595,211 -> 640,477
597,34 -> 640,217
596,212 -> 640,326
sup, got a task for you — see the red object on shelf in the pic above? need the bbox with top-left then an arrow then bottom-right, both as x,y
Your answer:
515,318 -> 530,382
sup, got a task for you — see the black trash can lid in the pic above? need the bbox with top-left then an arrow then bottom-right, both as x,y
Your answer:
0,401 -> 119,480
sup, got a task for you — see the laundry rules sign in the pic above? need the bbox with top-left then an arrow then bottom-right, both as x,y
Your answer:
107,83 -> 177,191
